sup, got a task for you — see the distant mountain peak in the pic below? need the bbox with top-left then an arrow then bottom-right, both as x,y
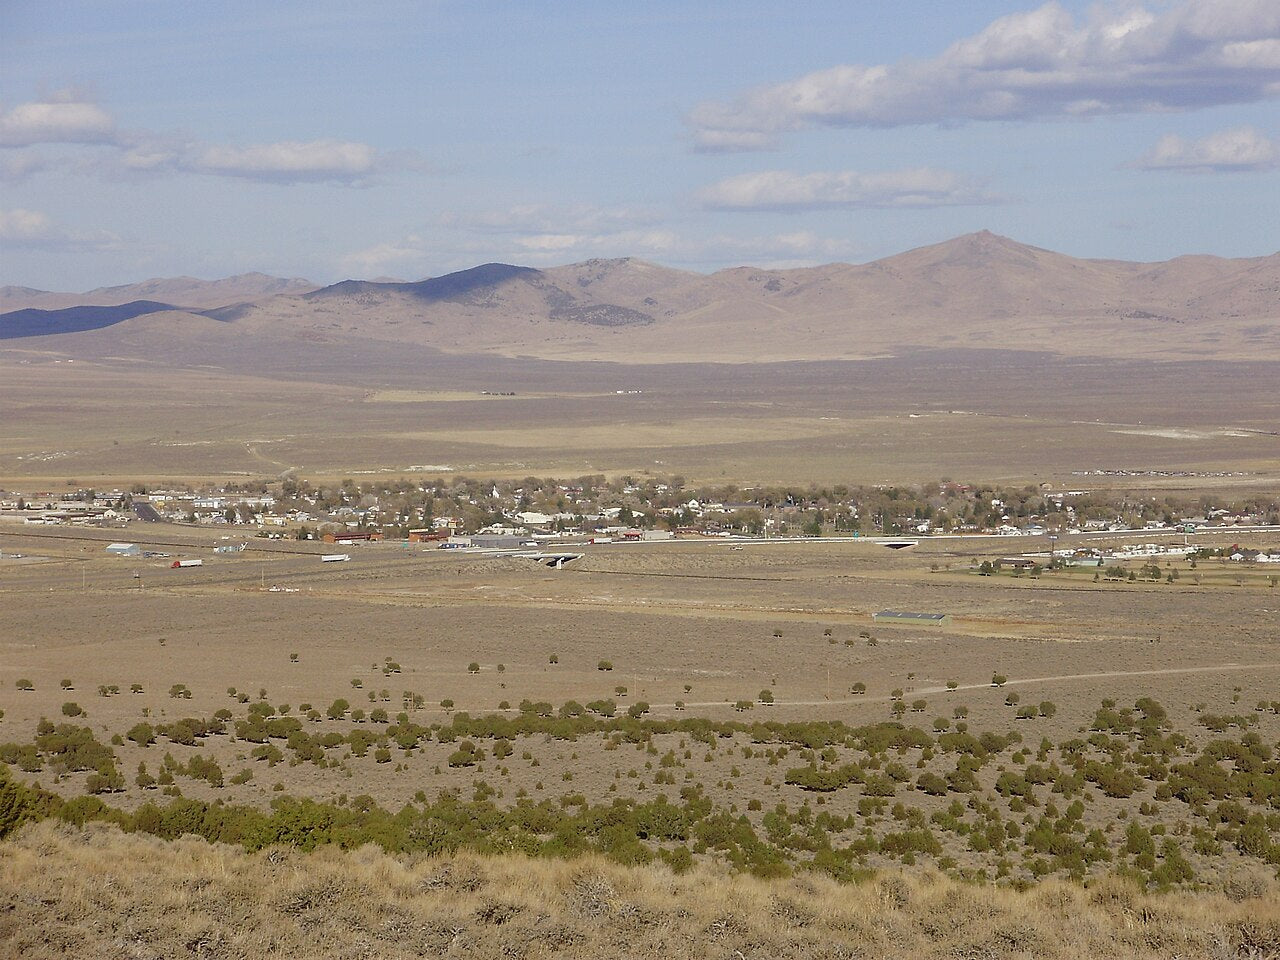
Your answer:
307,262 -> 541,303
429,262 -> 538,283
943,230 -> 1039,252
888,230 -> 1056,272
8,232 -> 1280,365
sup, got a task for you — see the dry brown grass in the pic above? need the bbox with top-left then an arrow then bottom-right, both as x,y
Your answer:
4,524 -> 1280,840
3,820 -> 1279,960
4,347 -> 1280,489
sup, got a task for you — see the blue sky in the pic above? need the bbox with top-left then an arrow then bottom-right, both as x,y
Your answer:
2,0 -> 1279,289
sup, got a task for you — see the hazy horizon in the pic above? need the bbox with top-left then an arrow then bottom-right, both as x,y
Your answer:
9,228 -> 1280,295
4,1 -> 1279,291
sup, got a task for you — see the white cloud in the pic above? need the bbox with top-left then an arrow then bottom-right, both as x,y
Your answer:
514,229 -> 680,256
689,129 -> 782,153
187,139 -> 379,182
0,207 -> 119,250
340,236 -> 431,276
1,91 -> 388,185
1135,126 -> 1279,171
514,234 -> 584,252
0,93 -> 116,147
0,208 -> 56,240
697,230 -> 851,265
413,205 -> 678,266
444,204 -> 662,236
0,151 -> 51,181
698,168 -> 1000,210
688,0 -> 1280,149
118,137 -> 383,184
118,142 -> 180,172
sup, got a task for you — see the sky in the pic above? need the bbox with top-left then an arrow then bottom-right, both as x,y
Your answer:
2,0 -> 1279,290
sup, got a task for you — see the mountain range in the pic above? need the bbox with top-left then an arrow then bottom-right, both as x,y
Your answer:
0,272 -> 318,312
4,232 -> 1279,363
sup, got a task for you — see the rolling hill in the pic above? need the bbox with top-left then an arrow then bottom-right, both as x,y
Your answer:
0,272 -> 317,313
3,232 -> 1279,364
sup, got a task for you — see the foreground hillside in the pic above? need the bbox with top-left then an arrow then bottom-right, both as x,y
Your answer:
4,232 -> 1280,363
3,820 -> 1278,960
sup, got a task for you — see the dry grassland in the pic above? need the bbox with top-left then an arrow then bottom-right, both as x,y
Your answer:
3,529 -> 1280,882
3,347 -> 1279,488
4,819 -> 1279,960
4,528 -> 1280,745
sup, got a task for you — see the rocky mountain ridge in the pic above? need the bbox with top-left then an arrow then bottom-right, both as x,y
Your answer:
3,232 -> 1278,363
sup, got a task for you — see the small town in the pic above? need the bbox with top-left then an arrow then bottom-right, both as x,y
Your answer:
3,475 -> 1279,566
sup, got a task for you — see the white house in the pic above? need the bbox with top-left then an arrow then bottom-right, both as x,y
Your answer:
515,511 -> 555,526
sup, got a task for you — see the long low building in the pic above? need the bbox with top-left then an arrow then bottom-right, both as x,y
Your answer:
323,532 -> 383,544
407,529 -> 449,543
872,610 -> 949,627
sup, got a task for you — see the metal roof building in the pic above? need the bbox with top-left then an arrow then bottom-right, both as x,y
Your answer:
105,542 -> 141,557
